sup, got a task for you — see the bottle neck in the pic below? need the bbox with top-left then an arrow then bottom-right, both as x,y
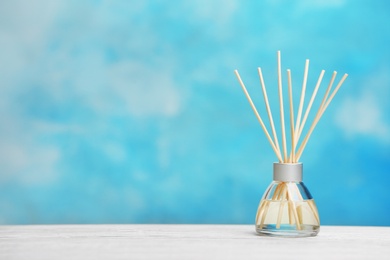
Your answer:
273,163 -> 303,182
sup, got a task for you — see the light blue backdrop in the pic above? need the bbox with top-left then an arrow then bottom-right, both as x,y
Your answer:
0,0 -> 389,225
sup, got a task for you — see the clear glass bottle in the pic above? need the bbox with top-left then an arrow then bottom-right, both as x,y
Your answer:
255,163 -> 320,237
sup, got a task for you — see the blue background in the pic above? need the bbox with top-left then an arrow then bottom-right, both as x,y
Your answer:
0,0 -> 389,225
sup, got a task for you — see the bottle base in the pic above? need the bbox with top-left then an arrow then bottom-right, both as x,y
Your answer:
256,224 -> 320,238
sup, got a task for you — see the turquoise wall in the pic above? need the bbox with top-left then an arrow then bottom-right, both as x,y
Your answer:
0,0 -> 389,225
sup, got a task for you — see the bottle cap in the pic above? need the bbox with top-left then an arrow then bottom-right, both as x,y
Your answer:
273,162 -> 302,182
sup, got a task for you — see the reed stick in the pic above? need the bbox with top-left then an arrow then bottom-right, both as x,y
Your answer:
286,187 -> 302,230
288,200 -> 301,230
296,70 -> 325,146
276,183 -> 287,229
308,200 -> 320,224
259,201 -> 270,229
234,70 -> 283,162
277,51 -> 288,162
320,72 -> 337,111
256,200 -> 266,225
286,187 -> 293,224
272,183 -> 282,200
294,59 -> 309,153
258,67 -> 282,159
288,204 -> 293,225
286,69 -> 295,163
291,183 -> 304,225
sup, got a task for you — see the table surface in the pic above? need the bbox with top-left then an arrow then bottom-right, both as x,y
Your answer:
0,225 -> 389,259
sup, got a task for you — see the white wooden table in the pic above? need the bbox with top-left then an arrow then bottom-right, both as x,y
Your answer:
0,225 -> 389,259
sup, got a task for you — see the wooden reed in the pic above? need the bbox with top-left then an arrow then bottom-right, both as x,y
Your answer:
277,51 -> 288,162
234,70 -> 283,162
296,70 -> 325,144
287,69 -> 295,163
294,60 -> 309,145
258,67 -> 282,160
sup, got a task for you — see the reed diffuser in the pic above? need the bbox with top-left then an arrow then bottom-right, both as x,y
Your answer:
234,51 -> 348,237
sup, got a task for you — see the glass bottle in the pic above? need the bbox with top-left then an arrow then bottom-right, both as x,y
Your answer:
255,163 -> 320,237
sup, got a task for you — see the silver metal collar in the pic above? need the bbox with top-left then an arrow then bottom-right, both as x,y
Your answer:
273,163 -> 303,182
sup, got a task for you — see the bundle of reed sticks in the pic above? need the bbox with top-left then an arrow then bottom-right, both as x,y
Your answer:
255,181 -> 321,231
234,51 -> 348,163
